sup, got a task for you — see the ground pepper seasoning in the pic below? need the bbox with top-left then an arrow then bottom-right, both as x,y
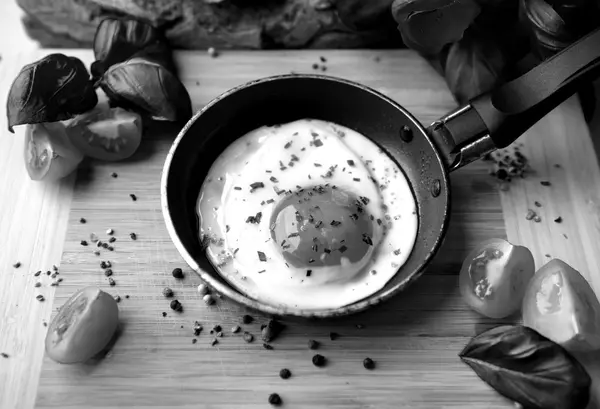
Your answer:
268,393 -> 282,405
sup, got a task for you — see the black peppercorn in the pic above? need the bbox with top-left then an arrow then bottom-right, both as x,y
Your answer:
308,339 -> 319,350
279,368 -> 291,379
329,332 -> 339,341
496,168 -> 508,180
162,287 -> 174,298
104,269 -> 113,277
312,354 -> 326,367
262,319 -> 284,342
268,393 -> 282,405
363,357 -> 375,370
172,268 -> 184,279
170,299 -> 183,312
242,314 -> 253,324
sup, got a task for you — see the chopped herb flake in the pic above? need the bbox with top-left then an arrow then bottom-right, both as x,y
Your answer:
314,163 -> 322,167
250,182 -> 265,189
339,245 -> 348,253
360,196 -> 370,205
314,139 -> 323,147
269,176 -> 278,183
284,141 -> 292,149
306,270 -> 312,277
234,186 -> 242,190
266,199 -> 275,204
330,220 -> 341,227
258,251 -> 267,262
258,270 -> 266,274
353,178 -> 361,182
347,160 -> 355,166
540,181 -> 551,186
362,234 -> 373,246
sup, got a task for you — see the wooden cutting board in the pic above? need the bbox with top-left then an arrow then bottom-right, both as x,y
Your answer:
29,50 -> 600,409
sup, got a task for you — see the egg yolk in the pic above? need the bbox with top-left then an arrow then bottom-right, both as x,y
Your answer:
270,185 -> 375,270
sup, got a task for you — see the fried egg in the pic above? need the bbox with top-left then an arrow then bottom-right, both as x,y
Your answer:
197,119 -> 418,310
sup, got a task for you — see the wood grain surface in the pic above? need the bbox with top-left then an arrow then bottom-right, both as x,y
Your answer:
0,48 -> 599,409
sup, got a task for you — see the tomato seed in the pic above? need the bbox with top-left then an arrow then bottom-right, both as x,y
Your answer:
231,325 -> 241,334
106,228 -> 114,235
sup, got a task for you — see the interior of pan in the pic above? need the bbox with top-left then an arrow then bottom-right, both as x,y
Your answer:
162,74 -> 451,318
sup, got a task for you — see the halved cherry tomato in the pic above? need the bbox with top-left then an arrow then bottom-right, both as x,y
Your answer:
45,287 -> 119,364
24,122 -> 84,182
459,238 -> 535,318
522,259 -> 600,352
66,107 -> 142,162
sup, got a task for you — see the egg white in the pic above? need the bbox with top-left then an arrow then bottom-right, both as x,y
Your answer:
197,119 -> 418,310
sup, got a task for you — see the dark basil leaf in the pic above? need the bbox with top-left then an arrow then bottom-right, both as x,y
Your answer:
6,53 -> 97,133
92,18 -> 162,78
99,56 -> 192,122
391,0 -> 481,56
460,325 -> 591,409
519,0 -> 600,59
444,30 -> 506,104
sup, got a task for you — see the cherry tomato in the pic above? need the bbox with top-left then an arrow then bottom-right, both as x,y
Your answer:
24,122 -> 84,182
459,238 -> 535,318
522,259 -> 600,352
66,107 -> 142,162
45,287 -> 119,364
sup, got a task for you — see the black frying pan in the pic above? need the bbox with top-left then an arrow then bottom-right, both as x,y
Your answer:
161,27 -> 600,318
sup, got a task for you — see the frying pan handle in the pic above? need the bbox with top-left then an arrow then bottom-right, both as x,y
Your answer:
429,26 -> 600,171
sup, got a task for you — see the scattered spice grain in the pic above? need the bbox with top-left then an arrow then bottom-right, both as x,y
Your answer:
170,299 -> 183,312
172,268 -> 184,279
363,357 -> 375,370
312,354 -> 326,367
162,287 -> 174,298
279,368 -> 291,379
268,393 -> 282,406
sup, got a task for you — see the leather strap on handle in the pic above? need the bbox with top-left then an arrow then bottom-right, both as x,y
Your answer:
470,27 -> 600,149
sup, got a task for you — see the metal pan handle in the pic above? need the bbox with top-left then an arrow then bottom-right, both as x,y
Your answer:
429,27 -> 600,171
